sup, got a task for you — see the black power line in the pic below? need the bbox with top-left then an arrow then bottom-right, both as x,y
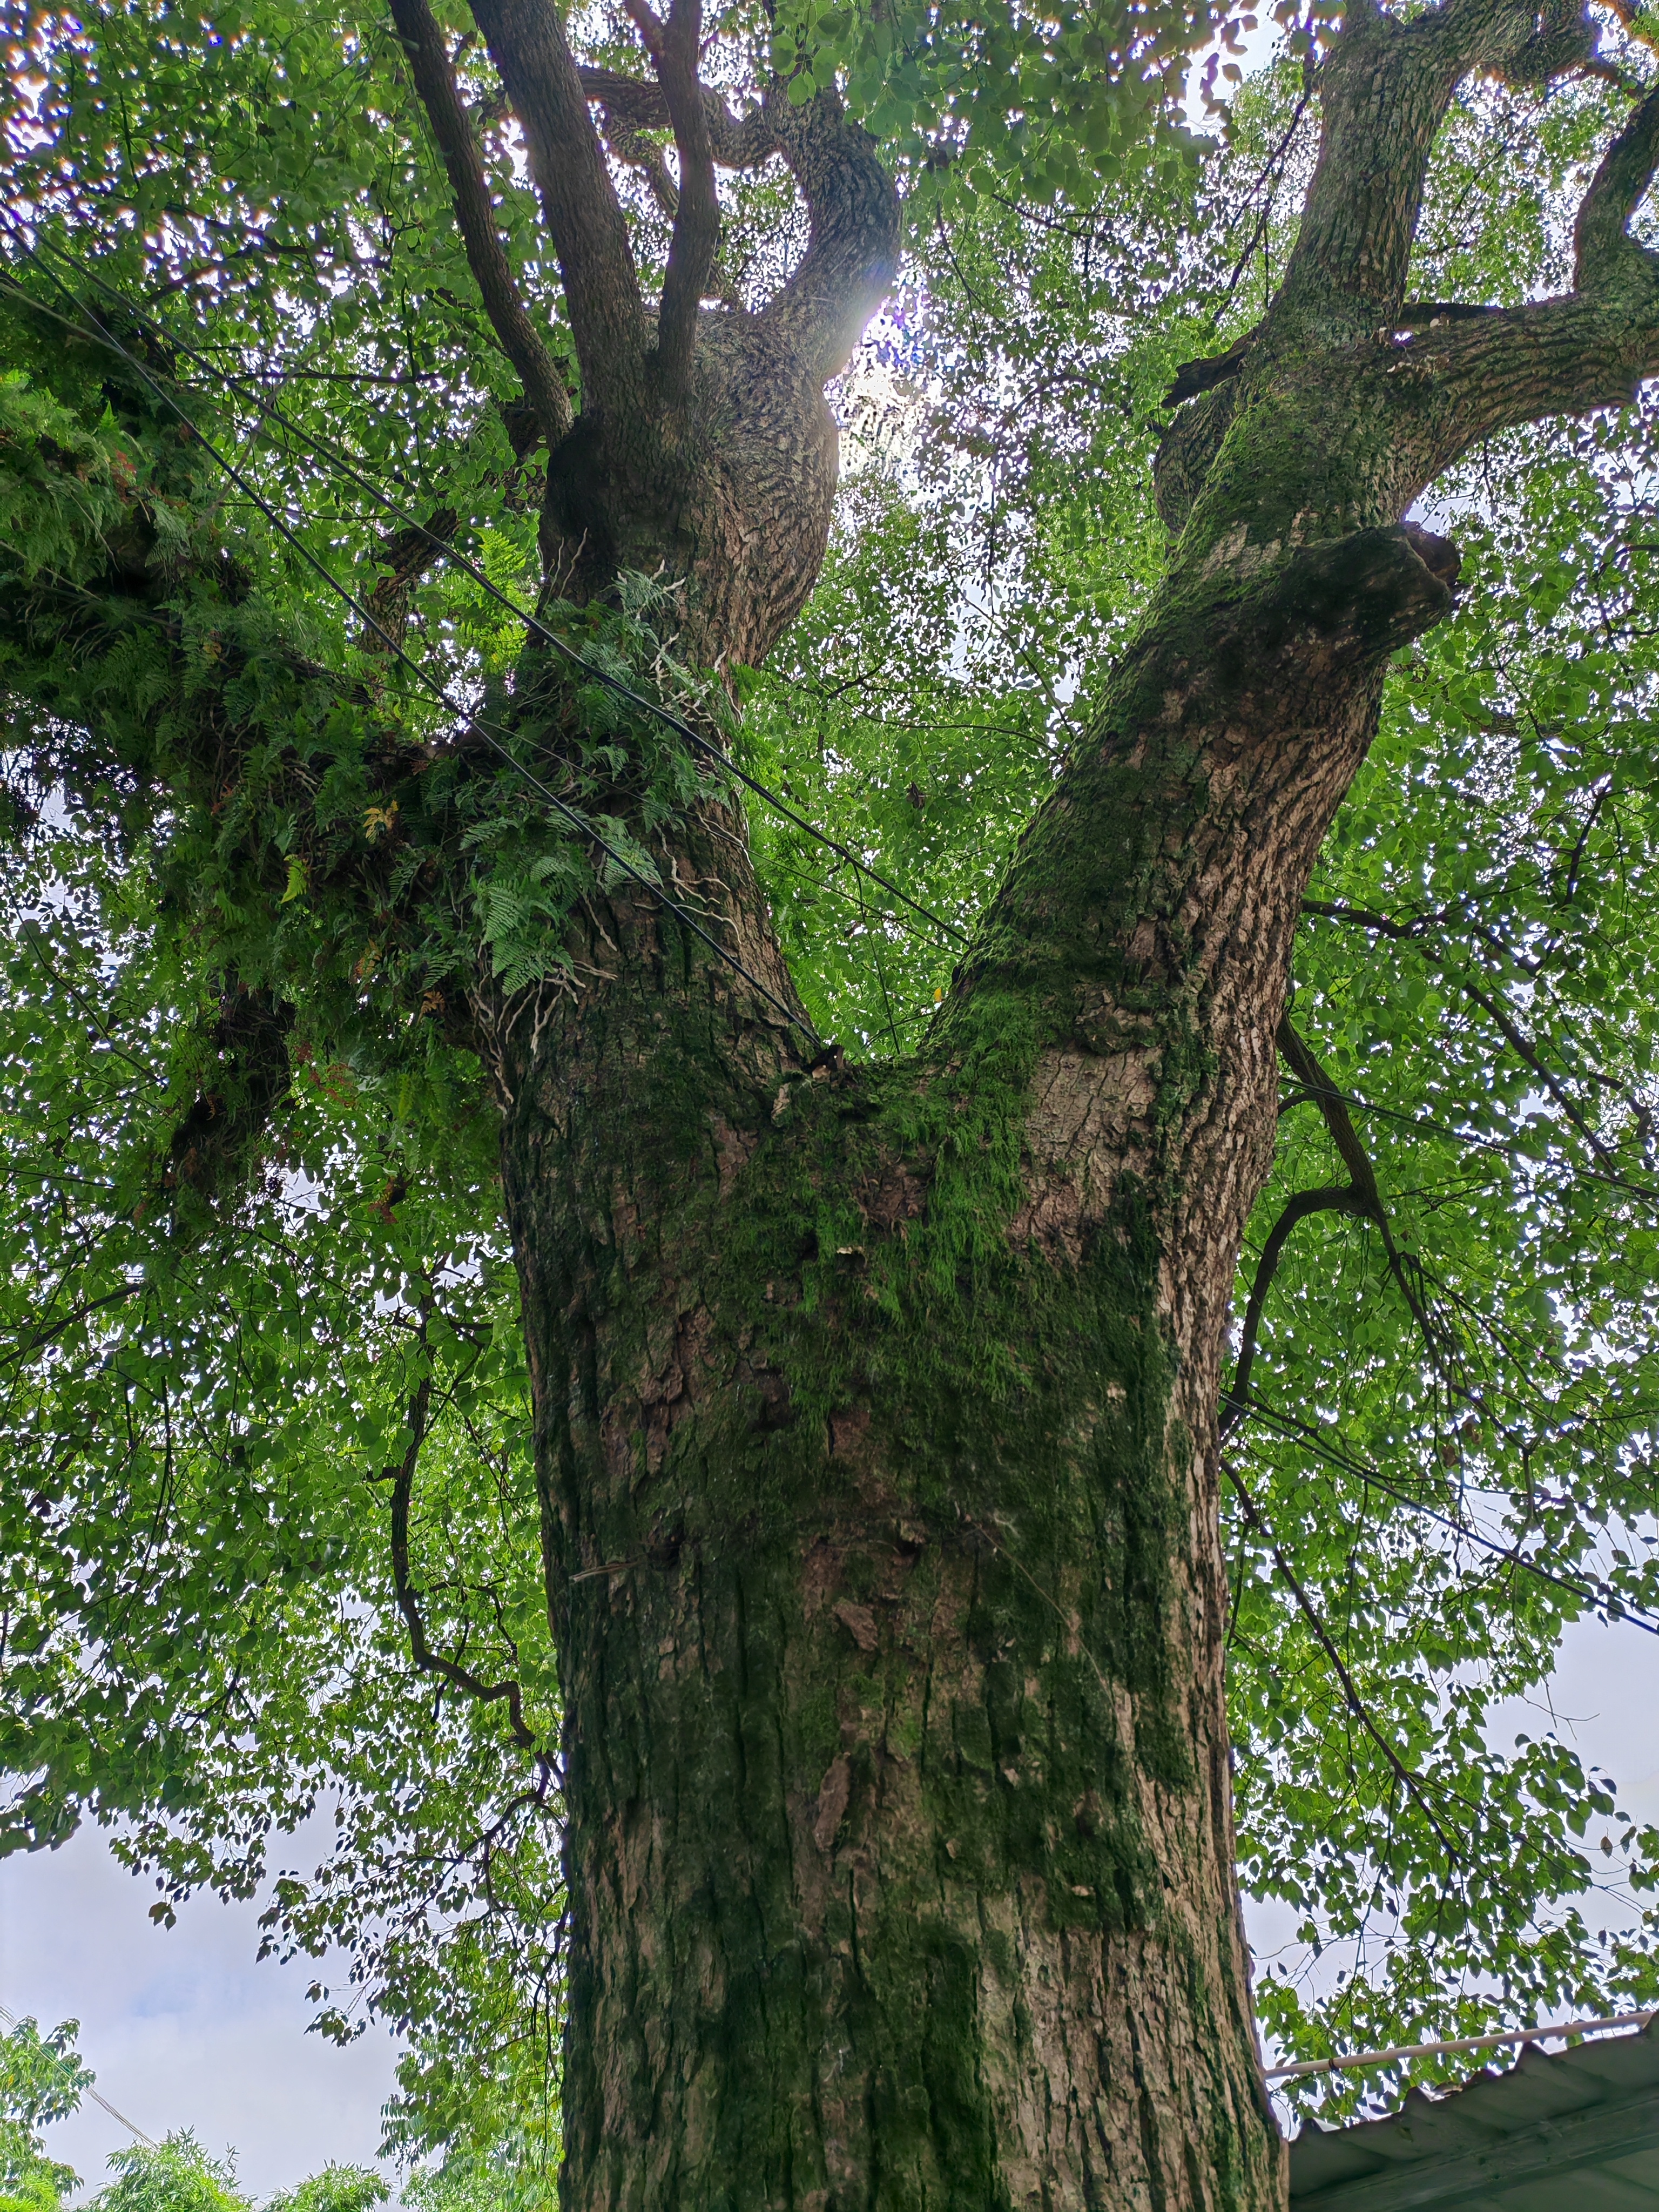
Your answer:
0,227 -> 969,955
0,222 -> 820,1043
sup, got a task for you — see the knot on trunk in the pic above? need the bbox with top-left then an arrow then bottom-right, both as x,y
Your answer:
1258,521 -> 1460,659
1186,522 -> 1461,703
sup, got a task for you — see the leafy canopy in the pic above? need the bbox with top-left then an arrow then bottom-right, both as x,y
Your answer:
0,0 -> 1657,2176
0,2019 -> 92,2212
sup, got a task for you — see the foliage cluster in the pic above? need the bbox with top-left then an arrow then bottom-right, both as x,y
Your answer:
0,2020 -> 90,2212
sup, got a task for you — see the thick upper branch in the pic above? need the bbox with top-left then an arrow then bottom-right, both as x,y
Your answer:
623,0 -> 720,394
390,0 -> 572,446
1576,83 -> 1659,294
466,0 -> 646,409
1381,268 -> 1659,486
593,104 -> 683,226
756,84 -> 899,385
579,68 -> 781,167
1267,0 -> 1608,349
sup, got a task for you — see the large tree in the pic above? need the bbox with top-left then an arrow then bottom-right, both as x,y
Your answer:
6,0 -> 1659,2205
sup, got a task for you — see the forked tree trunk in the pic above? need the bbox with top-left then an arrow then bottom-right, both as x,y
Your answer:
492,505 -> 1457,2204
3,0 -> 1657,2184
349,26 -> 1619,2185
16,0 -> 1641,2196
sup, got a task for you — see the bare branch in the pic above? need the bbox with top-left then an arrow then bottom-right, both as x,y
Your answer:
1224,1464 -> 1466,1864
757,84 -> 899,385
1575,83 -> 1659,295
1277,1015 -> 1447,1361
1163,329 -> 1253,407
466,0 -> 646,409
622,0 -> 719,394
389,0 -> 571,447
1220,1184 -> 1368,1437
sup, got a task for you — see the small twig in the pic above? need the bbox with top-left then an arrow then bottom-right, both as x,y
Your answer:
1221,1182 -> 1368,1438
1225,1462 -> 1465,1866
18,920 -> 165,1086
387,1339 -> 538,1750
1277,1016 -> 1452,1366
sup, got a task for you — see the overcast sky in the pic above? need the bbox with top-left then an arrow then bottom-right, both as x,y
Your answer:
1,1816 -> 401,2201
5,1613 -> 1658,2202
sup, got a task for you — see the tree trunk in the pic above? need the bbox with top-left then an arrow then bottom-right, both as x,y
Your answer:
487,496 -> 1459,2205
390,70 -> 1481,2203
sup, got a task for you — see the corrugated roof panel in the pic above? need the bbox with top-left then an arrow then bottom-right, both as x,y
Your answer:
1287,2022 -> 1659,2211
1510,2167 -> 1657,2209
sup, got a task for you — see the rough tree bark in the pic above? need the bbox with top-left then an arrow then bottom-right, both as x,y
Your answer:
13,0 -> 1659,2200
466,3 -> 1659,2201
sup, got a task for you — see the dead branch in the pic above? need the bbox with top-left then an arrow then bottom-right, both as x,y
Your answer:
388,1361 -> 539,1752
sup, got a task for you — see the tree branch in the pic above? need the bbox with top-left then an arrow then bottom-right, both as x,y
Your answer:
1300,900 -> 1625,1163
1277,1015 -> 1447,1359
1220,1184 -> 1369,1437
388,0 -> 572,447
1359,82 -> 1659,476
356,503 -> 458,655
387,1363 -> 538,1752
1219,1010 -> 1464,1436
621,0 -> 719,395
578,68 -> 781,168
1267,7 -> 1465,342
756,84 -> 900,384
1575,83 -> 1659,296
466,0 -> 646,409
1163,329 -> 1253,407
1266,0 -> 1596,350
595,107 -> 683,226
1224,1463 -> 1465,1864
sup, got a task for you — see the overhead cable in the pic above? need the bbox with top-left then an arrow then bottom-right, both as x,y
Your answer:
0,2000 -> 157,2147
0,229 -> 969,954
0,224 -> 818,1043
1264,2009 -> 1657,2084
